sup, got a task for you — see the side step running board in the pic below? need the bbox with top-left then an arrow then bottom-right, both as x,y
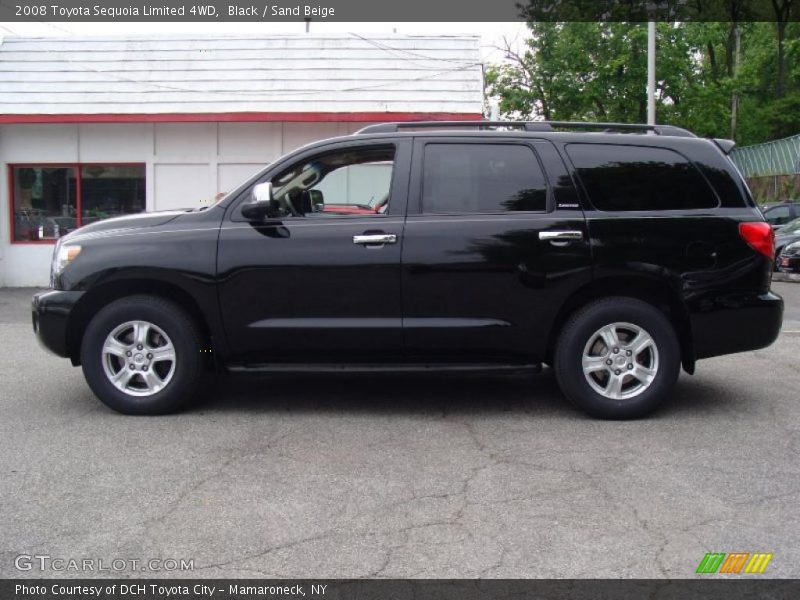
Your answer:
227,363 -> 542,375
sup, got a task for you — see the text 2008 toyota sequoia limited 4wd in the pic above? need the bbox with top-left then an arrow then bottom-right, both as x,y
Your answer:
32,121 -> 783,419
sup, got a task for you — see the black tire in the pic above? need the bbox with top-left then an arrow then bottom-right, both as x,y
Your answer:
80,295 -> 205,415
554,297 -> 680,420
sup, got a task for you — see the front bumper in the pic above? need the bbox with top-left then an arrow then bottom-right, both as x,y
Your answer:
32,289 -> 84,358
691,290 -> 783,360
777,254 -> 800,274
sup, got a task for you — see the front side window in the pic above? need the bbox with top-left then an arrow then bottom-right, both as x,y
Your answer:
269,146 -> 395,217
11,164 -> 145,242
421,144 -> 548,214
765,206 -> 792,227
566,144 -> 718,211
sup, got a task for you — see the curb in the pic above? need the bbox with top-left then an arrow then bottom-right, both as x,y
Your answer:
773,272 -> 800,283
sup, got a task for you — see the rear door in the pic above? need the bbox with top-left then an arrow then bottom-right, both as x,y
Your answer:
401,136 -> 593,363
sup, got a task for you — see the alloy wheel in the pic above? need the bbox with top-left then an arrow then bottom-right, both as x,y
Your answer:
581,322 -> 659,400
101,320 -> 176,397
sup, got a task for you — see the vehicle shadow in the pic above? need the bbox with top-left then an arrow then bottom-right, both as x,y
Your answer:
190,368 -> 738,419
193,369 -> 573,417
662,377 -> 749,417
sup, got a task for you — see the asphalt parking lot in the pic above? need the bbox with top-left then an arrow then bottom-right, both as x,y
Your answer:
1,283 -> 799,579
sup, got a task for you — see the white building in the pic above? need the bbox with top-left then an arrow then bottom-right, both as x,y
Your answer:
0,34 -> 483,286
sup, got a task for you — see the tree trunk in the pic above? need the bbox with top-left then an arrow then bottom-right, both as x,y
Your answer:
537,87 -> 551,121
770,0 -> 794,98
776,20 -> 787,98
707,42 -> 719,82
725,27 -> 735,77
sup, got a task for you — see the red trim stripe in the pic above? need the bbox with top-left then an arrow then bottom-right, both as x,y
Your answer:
0,112 -> 484,124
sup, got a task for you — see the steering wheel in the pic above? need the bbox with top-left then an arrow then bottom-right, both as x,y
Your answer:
284,190 -> 301,217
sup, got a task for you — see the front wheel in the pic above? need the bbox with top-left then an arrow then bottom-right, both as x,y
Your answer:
80,295 -> 205,415
554,297 -> 680,419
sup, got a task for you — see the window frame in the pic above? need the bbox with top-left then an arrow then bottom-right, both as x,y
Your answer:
410,138 -> 554,217
8,162 -> 146,244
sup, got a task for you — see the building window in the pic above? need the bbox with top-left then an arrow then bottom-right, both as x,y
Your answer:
10,164 -> 145,242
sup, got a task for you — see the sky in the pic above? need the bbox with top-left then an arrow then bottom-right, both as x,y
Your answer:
0,21 -> 529,65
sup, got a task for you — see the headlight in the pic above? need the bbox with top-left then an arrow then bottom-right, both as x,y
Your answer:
51,240 -> 81,282
786,241 -> 800,252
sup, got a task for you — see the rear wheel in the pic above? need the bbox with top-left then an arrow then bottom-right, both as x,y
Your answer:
80,295 -> 205,415
554,297 -> 680,419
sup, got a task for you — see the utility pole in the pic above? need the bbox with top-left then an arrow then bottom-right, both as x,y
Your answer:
647,21 -> 656,125
731,23 -> 741,140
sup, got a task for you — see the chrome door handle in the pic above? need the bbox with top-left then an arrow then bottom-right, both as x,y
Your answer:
353,234 -> 397,245
539,230 -> 583,241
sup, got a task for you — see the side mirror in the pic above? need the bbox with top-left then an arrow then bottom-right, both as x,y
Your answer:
241,182 -> 274,221
309,189 -> 324,212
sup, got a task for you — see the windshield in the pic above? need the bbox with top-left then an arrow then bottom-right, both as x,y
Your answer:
777,217 -> 800,234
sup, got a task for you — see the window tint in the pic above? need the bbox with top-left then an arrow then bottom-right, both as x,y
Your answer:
566,144 -> 718,211
421,144 -> 547,214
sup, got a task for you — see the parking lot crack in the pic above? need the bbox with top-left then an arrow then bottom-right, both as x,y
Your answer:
140,428 -> 297,531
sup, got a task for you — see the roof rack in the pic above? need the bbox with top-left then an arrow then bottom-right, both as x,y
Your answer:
355,120 -> 696,138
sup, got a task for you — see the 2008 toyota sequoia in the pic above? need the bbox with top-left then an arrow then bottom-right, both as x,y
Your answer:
33,121 -> 783,418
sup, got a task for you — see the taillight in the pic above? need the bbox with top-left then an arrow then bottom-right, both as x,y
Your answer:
739,222 -> 774,259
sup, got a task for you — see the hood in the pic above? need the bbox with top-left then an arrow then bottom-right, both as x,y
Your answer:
65,209 -> 191,241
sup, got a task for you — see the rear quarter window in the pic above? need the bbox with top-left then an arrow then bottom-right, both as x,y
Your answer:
566,143 -> 719,211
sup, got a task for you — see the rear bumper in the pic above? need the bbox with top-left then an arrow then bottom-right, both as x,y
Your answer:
691,290 -> 783,360
32,289 -> 84,358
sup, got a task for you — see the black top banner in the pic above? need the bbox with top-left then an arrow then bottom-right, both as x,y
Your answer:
3,579 -> 800,600
1,0 -> 799,22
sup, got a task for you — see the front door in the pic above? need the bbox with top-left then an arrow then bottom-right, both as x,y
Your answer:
401,137 -> 592,363
217,138 -> 410,364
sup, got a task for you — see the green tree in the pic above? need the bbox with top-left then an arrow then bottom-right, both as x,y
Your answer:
486,20 -> 800,144
487,23 -> 695,122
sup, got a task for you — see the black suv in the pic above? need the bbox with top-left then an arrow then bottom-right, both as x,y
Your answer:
32,121 -> 783,419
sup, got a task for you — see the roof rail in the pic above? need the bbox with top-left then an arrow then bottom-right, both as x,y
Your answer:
355,120 -> 696,138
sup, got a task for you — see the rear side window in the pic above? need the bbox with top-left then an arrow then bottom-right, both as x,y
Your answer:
421,144 -> 547,214
566,144 -> 718,211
